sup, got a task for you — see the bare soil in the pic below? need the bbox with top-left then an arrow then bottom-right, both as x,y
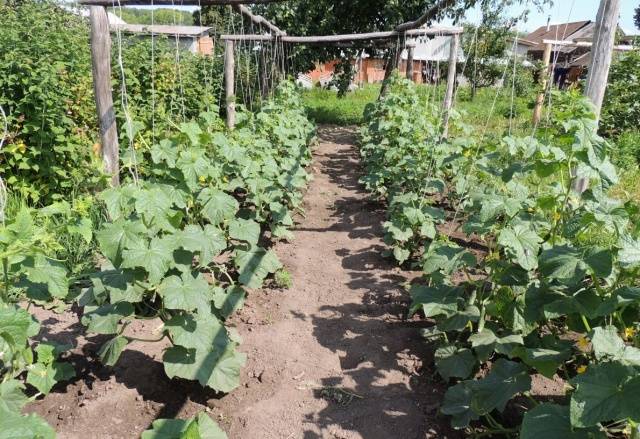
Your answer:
26,125 -> 459,439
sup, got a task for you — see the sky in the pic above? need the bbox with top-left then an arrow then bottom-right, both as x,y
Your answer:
456,0 -> 639,33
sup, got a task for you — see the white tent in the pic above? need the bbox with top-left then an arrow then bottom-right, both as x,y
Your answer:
401,35 -> 466,63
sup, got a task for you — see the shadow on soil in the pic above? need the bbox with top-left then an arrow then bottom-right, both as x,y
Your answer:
300,126 -> 461,439
34,308 -> 220,431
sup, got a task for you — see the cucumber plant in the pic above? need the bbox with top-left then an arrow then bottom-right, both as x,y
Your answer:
0,207 -> 77,438
81,81 -> 315,393
363,77 -> 640,437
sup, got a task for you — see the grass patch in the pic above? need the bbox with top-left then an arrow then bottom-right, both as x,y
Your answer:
303,83 -> 534,137
611,169 -> 640,203
302,85 -> 380,126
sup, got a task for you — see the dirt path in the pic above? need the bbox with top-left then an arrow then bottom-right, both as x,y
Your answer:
27,125 -> 456,438
219,126 -> 454,439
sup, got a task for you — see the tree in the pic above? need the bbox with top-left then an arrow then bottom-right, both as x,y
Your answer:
635,4 -> 640,30
462,2 -> 518,99
109,7 -> 193,25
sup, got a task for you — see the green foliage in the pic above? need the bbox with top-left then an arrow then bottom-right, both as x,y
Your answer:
302,85 -> 380,126
109,7 -> 194,25
611,130 -> 640,170
114,36 -> 222,147
254,0 -> 550,74
83,81 -> 314,392
0,1 -> 103,203
602,51 -> 640,136
0,1 -> 223,204
274,268 -> 293,289
142,411 -> 227,439
0,208 -> 76,435
328,58 -> 356,98
504,62 -> 536,98
362,76 -> 640,436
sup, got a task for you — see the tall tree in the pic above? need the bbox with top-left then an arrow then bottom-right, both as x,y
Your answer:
635,3 -> 640,30
462,1 -> 520,99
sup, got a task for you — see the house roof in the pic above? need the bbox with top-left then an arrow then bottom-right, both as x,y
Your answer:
110,24 -> 212,37
525,20 -> 591,51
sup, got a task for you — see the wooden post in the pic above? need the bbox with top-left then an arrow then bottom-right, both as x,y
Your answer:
379,43 -> 404,99
442,34 -> 459,138
90,6 -> 119,186
585,0 -> 621,120
532,42 -> 552,125
224,40 -> 236,130
406,41 -> 416,81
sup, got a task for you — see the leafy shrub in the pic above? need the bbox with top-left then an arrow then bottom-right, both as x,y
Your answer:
601,50 -> 640,136
503,63 -> 536,98
0,1 -> 102,203
0,1 -> 224,204
612,130 -> 640,170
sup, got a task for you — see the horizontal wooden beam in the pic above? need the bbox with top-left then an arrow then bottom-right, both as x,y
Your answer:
220,26 -> 463,44
233,4 -> 285,35
542,39 -> 635,52
79,0 -> 286,6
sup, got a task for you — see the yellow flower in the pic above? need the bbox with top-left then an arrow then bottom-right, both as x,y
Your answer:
223,176 -> 229,183
16,141 -> 26,154
576,365 -> 587,374
463,150 -> 471,158
577,336 -> 590,350
624,327 -> 637,340
198,176 -> 206,184
553,211 -> 562,222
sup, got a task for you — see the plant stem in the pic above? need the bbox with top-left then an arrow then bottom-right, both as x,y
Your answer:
2,258 -> 9,304
125,334 -> 166,343
581,314 -> 592,332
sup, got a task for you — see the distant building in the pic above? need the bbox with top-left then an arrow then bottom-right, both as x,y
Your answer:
109,24 -> 214,55
299,25 -> 465,87
524,20 -> 634,67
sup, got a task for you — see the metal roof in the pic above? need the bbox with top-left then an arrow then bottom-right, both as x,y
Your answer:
110,23 -> 212,37
526,21 -> 591,51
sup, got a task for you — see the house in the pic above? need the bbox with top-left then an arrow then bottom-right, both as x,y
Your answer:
524,20 -> 634,66
300,26 -> 465,87
109,23 -> 214,55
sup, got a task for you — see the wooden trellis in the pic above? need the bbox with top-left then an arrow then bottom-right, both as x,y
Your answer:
219,26 -> 463,131
79,0 -> 463,185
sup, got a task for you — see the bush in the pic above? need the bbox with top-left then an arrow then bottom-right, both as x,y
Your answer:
612,130 -> 640,170
0,1 -> 224,204
0,1 -> 102,203
601,50 -> 640,136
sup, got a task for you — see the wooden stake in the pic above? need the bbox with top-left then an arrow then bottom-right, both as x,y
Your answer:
532,42 -> 552,125
585,0 -> 621,120
442,34 -> 459,138
225,40 -> 236,130
406,42 -> 416,81
90,6 -> 119,186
